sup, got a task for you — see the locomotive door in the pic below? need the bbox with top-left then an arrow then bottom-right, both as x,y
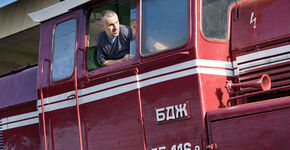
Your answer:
39,10 -> 87,150
80,67 -> 146,149
78,1 -> 146,149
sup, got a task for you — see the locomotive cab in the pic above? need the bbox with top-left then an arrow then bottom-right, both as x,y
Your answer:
0,0 -> 289,149
30,0 -> 200,149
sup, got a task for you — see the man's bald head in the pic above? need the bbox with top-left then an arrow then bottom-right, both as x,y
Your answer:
101,10 -> 118,23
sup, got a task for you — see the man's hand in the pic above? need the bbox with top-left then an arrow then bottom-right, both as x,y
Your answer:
102,54 -> 132,67
120,54 -> 131,62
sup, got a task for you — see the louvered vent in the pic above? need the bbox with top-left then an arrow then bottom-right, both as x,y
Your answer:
0,130 -> 3,150
236,44 -> 290,101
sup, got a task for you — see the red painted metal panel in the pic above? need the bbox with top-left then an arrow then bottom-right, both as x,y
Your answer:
50,107 -> 82,150
0,66 -> 37,109
140,75 -> 204,149
207,96 -> 290,150
3,124 -> 40,150
83,90 -> 144,149
0,101 -> 40,150
0,101 -> 36,118
199,74 -> 232,110
231,0 -> 290,50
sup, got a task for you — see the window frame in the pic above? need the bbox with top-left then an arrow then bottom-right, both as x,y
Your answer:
139,0 -> 192,58
200,0 -> 238,43
84,0 -> 141,78
50,12 -> 80,83
84,0 -> 193,78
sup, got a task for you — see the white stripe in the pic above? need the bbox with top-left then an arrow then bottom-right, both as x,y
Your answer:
0,111 -> 38,125
195,59 -> 233,69
138,59 -> 232,81
197,68 -> 234,76
37,76 -> 138,107
138,60 -> 195,80
40,69 -> 196,111
37,59 -> 234,112
0,112 -> 39,131
78,69 -> 196,105
38,99 -> 76,113
78,75 -> 137,98
38,83 -> 139,112
238,54 -> 290,71
7,118 -> 39,130
37,91 -> 75,107
238,59 -> 290,73
237,44 -> 290,64
80,82 -> 138,105
39,59 -> 233,106
39,67 -> 235,112
139,68 -> 233,89
139,68 -> 197,88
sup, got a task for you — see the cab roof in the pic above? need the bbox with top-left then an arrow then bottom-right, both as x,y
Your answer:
28,0 -> 92,23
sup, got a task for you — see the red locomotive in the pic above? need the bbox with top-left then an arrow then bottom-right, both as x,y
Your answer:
0,0 -> 289,149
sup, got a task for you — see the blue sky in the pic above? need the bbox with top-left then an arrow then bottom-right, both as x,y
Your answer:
0,0 -> 18,8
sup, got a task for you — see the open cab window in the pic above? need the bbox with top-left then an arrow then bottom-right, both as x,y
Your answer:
86,0 -> 136,71
86,0 -> 189,72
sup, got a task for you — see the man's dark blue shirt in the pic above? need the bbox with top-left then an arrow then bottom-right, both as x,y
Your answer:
97,25 -> 132,65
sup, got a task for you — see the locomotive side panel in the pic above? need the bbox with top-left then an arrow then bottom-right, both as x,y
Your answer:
0,66 -> 37,109
231,0 -> 290,50
230,0 -> 290,104
0,66 -> 39,150
0,101 -> 40,150
207,97 -> 290,150
140,74 -> 203,149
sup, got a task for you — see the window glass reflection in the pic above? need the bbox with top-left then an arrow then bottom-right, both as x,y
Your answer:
52,19 -> 76,81
142,0 -> 189,55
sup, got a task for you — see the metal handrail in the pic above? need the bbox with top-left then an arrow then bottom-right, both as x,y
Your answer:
40,58 -> 50,150
74,47 -> 85,150
135,68 -> 147,150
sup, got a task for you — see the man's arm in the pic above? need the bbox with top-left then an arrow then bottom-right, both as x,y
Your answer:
102,54 -> 131,67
